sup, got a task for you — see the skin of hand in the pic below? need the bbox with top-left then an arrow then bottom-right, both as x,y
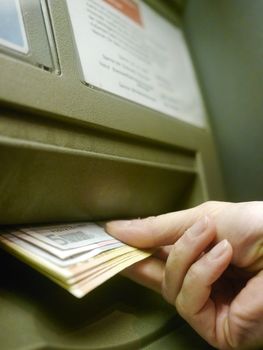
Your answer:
106,201 -> 263,350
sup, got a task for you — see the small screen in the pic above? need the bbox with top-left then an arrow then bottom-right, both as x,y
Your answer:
0,0 -> 29,53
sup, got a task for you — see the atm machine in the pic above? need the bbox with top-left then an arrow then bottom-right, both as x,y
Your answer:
0,0 -> 251,349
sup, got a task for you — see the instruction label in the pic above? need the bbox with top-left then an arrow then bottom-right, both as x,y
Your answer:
67,0 -> 206,127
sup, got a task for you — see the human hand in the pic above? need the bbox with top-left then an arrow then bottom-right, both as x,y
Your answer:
106,201 -> 263,349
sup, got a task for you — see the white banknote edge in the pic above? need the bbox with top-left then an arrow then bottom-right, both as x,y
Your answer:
19,222 -> 115,250
9,230 -> 120,259
3,233 -> 123,267
0,234 -> 147,281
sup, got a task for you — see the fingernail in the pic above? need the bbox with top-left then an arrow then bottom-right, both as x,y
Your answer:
209,239 -> 228,259
188,216 -> 209,237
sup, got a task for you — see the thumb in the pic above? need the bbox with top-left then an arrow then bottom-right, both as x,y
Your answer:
106,202 -> 225,248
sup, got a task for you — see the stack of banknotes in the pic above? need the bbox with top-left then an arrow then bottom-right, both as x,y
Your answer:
0,223 -> 151,298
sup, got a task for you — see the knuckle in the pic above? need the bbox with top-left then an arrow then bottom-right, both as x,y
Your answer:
175,294 -> 186,316
166,243 -> 187,270
140,216 -> 158,245
161,280 -> 171,304
185,264 -> 201,286
199,200 -> 217,212
141,216 -> 158,235
198,200 -> 225,218
141,216 -> 157,228
170,241 -> 184,258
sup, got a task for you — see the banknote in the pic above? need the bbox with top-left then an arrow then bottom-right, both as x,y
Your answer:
10,229 -> 121,259
18,223 -> 116,250
68,253 -> 151,298
0,222 -> 151,297
2,233 -> 123,267
0,234 -> 143,279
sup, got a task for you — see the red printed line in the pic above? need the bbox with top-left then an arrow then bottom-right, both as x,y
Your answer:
104,0 -> 143,26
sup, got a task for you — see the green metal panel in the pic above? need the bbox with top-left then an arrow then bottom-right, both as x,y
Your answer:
0,1 -> 225,349
184,0 -> 263,201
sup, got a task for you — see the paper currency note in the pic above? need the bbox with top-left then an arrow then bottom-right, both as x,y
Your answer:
0,222 -> 152,298
19,223 -> 114,250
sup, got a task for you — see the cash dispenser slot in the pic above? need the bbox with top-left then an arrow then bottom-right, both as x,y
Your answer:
0,122 -> 210,350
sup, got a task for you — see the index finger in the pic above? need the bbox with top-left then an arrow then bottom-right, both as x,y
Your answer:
106,201 -> 229,248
